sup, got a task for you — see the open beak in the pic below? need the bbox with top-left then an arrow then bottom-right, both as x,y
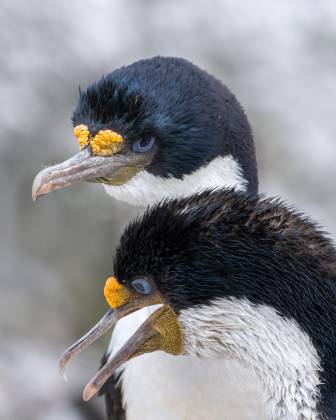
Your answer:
59,278 -> 183,401
32,147 -> 151,201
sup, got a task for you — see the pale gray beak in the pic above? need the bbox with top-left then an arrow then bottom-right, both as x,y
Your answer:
32,148 -> 150,201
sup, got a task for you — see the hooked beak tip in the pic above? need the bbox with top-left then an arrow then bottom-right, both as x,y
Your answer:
32,168 -> 52,201
58,353 -> 68,377
83,384 -> 98,402
31,184 -> 42,202
32,172 -> 42,202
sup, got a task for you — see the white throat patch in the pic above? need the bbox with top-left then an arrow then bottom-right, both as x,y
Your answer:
109,307 -> 266,420
180,298 -> 322,420
103,155 -> 247,206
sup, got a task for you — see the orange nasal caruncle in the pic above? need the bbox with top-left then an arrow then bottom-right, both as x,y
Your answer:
104,277 -> 131,309
74,125 -> 124,156
74,124 -> 90,149
90,130 -> 124,156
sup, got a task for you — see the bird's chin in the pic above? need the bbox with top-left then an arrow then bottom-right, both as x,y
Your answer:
93,165 -> 143,186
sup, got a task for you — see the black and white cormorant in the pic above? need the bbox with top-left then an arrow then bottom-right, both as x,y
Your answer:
60,189 -> 336,420
32,57 -> 261,419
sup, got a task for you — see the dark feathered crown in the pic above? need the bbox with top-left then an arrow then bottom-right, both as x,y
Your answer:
115,188 -> 336,284
73,76 -> 143,127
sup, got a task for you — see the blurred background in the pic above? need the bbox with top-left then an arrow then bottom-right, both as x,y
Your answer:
0,0 -> 335,418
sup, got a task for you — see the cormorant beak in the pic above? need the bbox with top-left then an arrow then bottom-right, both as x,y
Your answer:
59,277 -> 183,401
32,147 -> 152,201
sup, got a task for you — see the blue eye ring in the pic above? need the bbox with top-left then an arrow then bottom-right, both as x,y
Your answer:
131,278 -> 152,295
132,137 -> 156,153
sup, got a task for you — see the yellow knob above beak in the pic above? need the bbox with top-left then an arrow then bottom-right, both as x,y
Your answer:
74,125 -> 124,156
74,124 -> 90,149
104,277 -> 131,309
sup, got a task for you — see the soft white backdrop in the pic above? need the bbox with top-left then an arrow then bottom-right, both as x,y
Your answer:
0,1 -> 335,419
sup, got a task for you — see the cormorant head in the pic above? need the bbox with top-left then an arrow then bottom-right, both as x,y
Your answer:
32,57 -> 257,204
59,189 -> 336,408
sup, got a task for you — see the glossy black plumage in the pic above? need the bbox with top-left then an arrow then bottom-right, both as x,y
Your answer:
114,189 -> 336,418
72,56 -> 258,193
78,56 -> 259,420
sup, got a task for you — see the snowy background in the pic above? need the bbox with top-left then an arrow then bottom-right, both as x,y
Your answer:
0,1 -> 335,419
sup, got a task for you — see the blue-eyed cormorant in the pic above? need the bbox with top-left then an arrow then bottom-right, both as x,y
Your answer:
33,57 -> 262,419
61,188 -> 336,419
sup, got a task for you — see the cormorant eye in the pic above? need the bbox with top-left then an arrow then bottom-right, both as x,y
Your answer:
131,278 -> 152,295
132,137 -> 155,153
